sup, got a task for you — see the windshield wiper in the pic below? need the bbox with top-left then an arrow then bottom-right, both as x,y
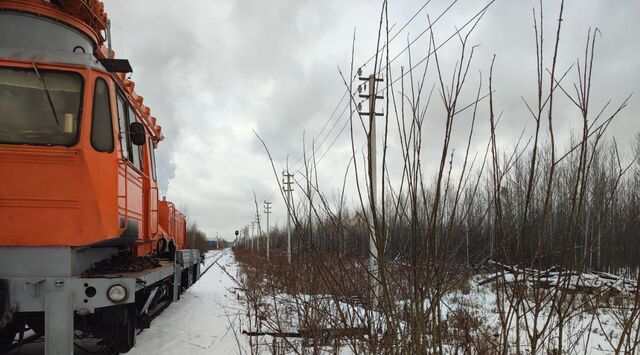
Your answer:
32,62 -> 60,126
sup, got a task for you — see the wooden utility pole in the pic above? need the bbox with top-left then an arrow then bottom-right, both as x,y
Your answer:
250,221 -> 255,252
253,191 -> 262,254
283,170 -> 294,264
255,212 -> 261,252
358,69 -> 384,301
264,200 -> 272,261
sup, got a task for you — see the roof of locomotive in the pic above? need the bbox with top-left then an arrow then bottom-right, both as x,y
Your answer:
0,0 -> 165,142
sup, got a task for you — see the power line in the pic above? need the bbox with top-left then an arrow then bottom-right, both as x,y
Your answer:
285,0 -> 447,175
264,1 -> 492,203
306,0 -> 462,160
312,0 -> 494,168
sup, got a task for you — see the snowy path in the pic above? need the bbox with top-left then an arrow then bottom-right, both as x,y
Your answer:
129,248 -> 248,354
7,248 -> 248,354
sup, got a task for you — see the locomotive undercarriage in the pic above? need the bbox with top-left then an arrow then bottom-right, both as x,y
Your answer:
0,247 -> 201,354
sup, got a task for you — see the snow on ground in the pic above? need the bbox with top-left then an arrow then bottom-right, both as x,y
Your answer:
235,266 -> 638,354
5,248 -> 250,354
434,274 -> 637,354
7,250 -> 637,354
135,253 -> 637,354
129,248 -> 249,355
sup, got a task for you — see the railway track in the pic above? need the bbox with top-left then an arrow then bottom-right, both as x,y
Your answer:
200,250 -> 230,278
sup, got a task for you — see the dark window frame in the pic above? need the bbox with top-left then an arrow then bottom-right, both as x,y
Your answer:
90,77 -> 114,152
116,92 -> 132,161
115,90 -> 146,174
149,137 -> 157,181
128,106 -> 143,172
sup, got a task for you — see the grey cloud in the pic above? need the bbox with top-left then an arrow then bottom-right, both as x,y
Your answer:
101,0 -> 640,239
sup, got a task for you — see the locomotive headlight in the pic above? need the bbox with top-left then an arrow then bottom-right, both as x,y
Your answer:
107,284 -> 128,303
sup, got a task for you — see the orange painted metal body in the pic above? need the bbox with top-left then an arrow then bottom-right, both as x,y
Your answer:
158,201 -> 187,250
0,0 -> 186,255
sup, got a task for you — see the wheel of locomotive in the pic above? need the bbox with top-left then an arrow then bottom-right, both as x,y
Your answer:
0,280 -> 16,351
111,304 -> 137,353
0,325 -> 17,352
181,269 -> 189,292
27,316 -> 45,336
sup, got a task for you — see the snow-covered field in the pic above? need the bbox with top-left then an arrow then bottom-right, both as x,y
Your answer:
232,255 -> 640,354
7,249 -> 638,354
143,252 -> 639,354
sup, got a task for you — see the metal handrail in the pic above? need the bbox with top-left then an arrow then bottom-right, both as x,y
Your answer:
149,185 -> 159,235
118,158 -> 150,234
118,159 -> 129,233
149,186 -> 159,213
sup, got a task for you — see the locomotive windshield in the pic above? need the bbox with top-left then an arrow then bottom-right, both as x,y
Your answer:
0,67 -> 83,146
0,12 -> 94,54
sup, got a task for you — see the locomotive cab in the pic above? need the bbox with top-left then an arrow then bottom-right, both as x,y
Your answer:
0,4 -> 201,353
0,9 -> 161,251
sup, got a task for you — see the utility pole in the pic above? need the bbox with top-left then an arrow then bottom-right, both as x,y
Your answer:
250,221 -> 255,252
283,170 -> 294,264
264,201 -> 272,261
255,212 -> 261,252
245,225 -> 250,249
358,68 -> 384,302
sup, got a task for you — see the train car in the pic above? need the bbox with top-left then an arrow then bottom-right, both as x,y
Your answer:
0,0 -> 202,353
158,200 -> 187,250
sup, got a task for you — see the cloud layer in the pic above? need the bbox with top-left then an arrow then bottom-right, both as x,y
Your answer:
103,0 -> 640,240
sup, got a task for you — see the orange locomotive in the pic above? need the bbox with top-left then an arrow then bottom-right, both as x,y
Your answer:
0,1 -> 201,353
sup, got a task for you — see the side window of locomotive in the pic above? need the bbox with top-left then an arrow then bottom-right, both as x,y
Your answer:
149,137 -> 157,181
91,78 -> 114,152
128,106 -> 144,172
116,94 -> 131,161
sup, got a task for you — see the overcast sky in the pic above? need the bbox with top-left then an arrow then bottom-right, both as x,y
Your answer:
103,0 -> 639,240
